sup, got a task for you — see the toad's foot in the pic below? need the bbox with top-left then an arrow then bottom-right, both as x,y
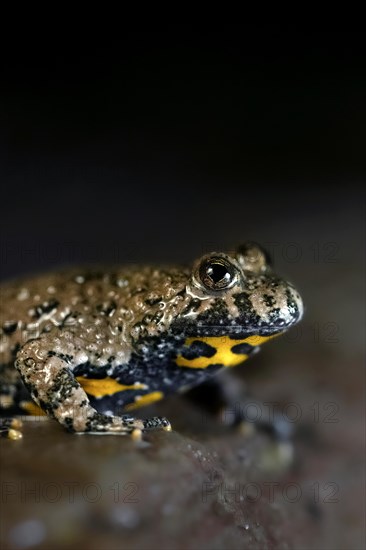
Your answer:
80,412 -> 171,436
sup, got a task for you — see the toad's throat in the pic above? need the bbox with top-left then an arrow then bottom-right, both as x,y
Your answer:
175,334 -> 280,369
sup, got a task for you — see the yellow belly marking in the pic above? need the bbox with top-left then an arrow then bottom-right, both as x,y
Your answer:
76,377 -> 148,398
175,334 -> 280,369
124,391 -> 164,410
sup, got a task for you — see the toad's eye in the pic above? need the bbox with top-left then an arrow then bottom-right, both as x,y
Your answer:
198,257 -> 237,291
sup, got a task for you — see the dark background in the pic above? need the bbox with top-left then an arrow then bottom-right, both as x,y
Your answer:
0,29 -> 365,280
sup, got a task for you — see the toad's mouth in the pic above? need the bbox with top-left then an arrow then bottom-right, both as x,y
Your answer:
199,323 -> 290,337
171,319 -> 290,339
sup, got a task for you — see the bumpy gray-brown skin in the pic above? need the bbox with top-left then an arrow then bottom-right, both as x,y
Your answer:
0,243 -> 303,436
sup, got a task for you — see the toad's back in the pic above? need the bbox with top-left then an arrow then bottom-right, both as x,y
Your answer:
0,265 -> 191,365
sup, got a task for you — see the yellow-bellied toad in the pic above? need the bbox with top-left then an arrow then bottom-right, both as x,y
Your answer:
0,243 -> 303,439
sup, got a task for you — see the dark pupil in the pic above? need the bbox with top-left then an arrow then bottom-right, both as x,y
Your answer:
207,263 -> 231,285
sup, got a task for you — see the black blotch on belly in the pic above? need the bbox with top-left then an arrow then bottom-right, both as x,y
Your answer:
231,343 -> 254,355
181,340 -> 216,360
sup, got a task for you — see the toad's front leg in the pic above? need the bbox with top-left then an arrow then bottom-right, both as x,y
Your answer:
15,338 -> 171,436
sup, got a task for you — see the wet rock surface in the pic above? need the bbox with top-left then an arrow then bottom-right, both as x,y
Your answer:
0,411 -> 305,550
